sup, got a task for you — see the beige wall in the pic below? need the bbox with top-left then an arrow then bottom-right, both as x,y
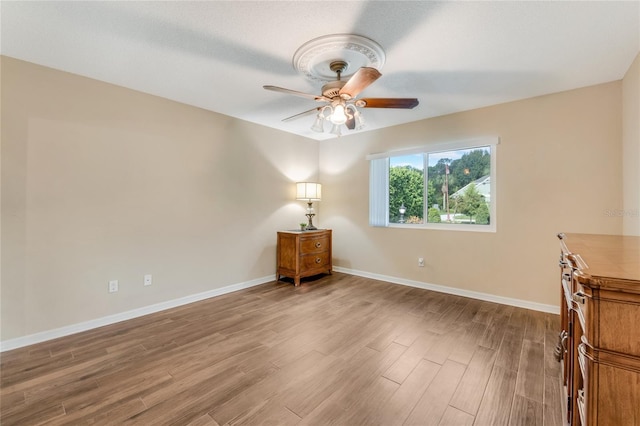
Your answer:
1,57 -> 319,340
320,82 -> 623,307
623,52 -> 640,236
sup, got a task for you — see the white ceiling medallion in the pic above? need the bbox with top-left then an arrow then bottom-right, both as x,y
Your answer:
293,34 -> 386,82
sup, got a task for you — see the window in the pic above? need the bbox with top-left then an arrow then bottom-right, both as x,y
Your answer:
369,137 -> 498,232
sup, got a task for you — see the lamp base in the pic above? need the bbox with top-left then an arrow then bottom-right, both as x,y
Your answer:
305,213 -> 317,230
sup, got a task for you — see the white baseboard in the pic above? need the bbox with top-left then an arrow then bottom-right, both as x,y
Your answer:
333,266 -> 560,315
0,275 -> 275,352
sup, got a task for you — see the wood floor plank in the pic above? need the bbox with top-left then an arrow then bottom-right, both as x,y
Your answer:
0,401 -> 66,426
227,397 -> 302,426
510,395 -> 544,426
471,301 -> 499,325
494,330 -> 524,371
326,342 -> 407,412
516,339 -> 545,402
448,321 -> 488,365
334,375 -> 400,426
479,311 -> 511,350
403,360 -> 467,426
133,364 -> 275,425
449,346 -> 497,415
393,316 -> 430,347
438,406 -> 475,425
524,310 -> 547,344
383,331 -> 438,384
280,354 -> 352,418
366,318 -> 405,352
423,323 -> 467,365
454,298 -> 484,325
208,350 -> 333,425
73,396 -> 148,425
187,414 -> 221,426
474,365 -> 518,425
296,343 -> 406,425
0,389 -> 25,412
0,273 -> 563,426
543,373 -> 564,426
376,359 -> 441,426
506,307 -> 529,335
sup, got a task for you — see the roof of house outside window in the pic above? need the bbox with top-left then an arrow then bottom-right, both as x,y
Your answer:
451,176 -> 491,203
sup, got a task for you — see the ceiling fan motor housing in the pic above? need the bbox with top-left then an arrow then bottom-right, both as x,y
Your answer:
321,80 -> 347,99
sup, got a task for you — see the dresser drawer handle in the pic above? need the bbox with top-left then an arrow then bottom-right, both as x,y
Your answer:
554,330 -> 568,362
315,257 -> 322,264
315,242 -> 322,248
572,291 -> 586,305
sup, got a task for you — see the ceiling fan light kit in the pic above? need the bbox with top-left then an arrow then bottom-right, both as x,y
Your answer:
264,34 -> 418,137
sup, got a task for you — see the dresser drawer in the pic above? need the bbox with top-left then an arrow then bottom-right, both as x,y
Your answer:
575,274 -> 640,356
593,291 -> 640,356
300,235 -> 329,254
578,341 -> 640,425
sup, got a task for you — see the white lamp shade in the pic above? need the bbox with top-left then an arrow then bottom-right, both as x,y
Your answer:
296,182 -> 322,201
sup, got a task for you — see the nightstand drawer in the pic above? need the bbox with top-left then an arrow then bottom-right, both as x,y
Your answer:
301,252 -> 329,269
300,236 -> 329,254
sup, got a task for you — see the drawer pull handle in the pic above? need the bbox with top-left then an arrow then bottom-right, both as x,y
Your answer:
572,292 -> 586,305
315,242 -> 322,248
315,257 -> 322,264
554,330 -> 568,362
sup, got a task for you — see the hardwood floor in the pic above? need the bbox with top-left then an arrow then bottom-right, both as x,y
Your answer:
0,273 -> 564,425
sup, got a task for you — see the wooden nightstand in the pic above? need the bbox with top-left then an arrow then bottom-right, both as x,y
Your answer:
276,229 -> 332,286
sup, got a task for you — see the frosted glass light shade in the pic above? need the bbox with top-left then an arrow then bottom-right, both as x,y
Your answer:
296,182 -> 322,201
330,104 -> 347,124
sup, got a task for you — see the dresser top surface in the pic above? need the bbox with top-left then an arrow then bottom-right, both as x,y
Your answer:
279,229 -> 331,235
560,233 -> 640,283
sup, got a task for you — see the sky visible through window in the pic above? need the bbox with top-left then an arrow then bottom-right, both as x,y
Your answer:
390,154 -> 423,170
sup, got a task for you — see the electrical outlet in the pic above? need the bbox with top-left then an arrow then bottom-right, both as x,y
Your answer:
418,258 -> 425,267
109,280 -> 119,293
144,274 -> 152,286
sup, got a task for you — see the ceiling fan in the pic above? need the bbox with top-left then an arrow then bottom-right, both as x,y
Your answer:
264,60 -> 419,135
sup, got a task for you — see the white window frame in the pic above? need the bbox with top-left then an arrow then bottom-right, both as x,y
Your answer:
368,137 -> 499,233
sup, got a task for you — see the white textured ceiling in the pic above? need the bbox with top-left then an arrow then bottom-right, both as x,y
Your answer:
2,1 -> 639,140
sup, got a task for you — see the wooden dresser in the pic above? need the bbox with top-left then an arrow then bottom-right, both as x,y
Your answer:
277,229 -> 332,286
556,233 -> 640,426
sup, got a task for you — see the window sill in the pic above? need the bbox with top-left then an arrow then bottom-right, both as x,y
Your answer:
387,223 -> 497,233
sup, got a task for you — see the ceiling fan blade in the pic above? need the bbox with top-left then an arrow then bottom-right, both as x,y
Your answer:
263,85 -> 329,102
281,107 -> 320,122
357,98 -> 419,109
339,67 -> 382,99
